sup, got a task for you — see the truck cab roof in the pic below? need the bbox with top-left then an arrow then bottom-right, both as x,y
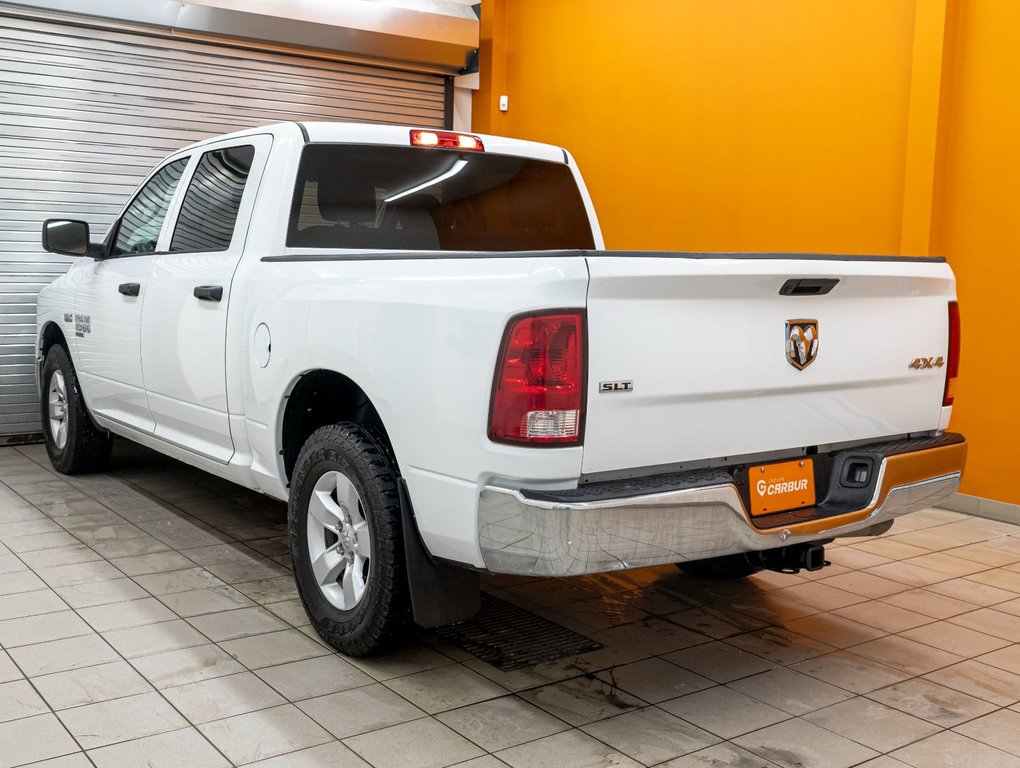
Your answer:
177,121 -> 568,164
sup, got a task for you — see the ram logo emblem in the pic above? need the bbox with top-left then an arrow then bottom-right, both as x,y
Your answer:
786,319 -> 819,370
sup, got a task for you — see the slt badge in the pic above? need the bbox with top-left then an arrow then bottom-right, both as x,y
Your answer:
786,319 -> 819,370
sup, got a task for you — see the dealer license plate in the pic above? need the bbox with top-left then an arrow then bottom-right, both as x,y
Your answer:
749,458 -> 815,517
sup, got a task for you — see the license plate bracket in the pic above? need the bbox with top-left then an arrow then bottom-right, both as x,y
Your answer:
749,458 -> 816,517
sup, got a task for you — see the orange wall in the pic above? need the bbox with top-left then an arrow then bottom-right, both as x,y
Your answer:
475,0 -> 1019,504
476,0 -> 917,253
930,0 -> 1020,504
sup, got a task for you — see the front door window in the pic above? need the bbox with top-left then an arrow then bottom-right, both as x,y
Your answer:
111,158 -> 189,256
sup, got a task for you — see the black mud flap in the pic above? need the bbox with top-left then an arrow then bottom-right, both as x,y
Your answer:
399,479 -> 481,628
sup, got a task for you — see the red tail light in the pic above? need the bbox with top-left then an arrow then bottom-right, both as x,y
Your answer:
944,301 -> 960,407
410,129 -> 484,151
489,311 -> 586,445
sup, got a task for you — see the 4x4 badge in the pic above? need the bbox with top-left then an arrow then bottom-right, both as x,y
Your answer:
786,319 -> 819,370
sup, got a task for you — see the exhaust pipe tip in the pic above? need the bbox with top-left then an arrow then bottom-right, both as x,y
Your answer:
759,542 -> 829,574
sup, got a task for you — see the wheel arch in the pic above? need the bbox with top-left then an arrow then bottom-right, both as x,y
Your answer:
37,321 -> 69,390
39,321 -> 68,356
279,368 -> 393,482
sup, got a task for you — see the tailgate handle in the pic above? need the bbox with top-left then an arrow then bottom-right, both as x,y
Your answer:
780,278 -> 839,296
117,282 -> 140,296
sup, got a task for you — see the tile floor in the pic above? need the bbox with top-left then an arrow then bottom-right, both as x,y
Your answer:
0,441 -> 1019,768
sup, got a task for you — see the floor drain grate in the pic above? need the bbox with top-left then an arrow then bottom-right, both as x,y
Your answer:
436,593 -> 604,671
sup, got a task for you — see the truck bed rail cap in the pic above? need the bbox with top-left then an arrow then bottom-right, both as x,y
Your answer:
262,250 -> 947,263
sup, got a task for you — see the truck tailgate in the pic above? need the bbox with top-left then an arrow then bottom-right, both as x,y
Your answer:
582,254 -> 955,476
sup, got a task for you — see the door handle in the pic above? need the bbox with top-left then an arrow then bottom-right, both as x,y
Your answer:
193,285 -> 223,302
118,282 -> 140,296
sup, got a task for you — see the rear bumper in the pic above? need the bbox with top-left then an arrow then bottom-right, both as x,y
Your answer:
478,434 -> 967,576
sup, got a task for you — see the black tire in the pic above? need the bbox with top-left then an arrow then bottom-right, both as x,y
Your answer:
40,344 -> 113,474
676,552 -> 764,580
288,422 -> 412,656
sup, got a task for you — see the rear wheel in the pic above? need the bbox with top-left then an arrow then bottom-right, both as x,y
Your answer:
676,552 -> 763,580
41,345 -> 112,474
288,423 -> 411,656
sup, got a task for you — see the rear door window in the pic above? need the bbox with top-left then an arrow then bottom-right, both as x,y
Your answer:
287,145 -> 595,251
170,145 -> 255,253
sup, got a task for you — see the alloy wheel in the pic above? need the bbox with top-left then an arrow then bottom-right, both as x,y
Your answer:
48,370 -> 68,450
305,469 -> 371,610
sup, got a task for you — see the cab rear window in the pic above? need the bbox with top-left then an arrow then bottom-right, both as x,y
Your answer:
287,144 -> 595,251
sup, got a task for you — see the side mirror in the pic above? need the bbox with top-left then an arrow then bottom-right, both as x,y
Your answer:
42,219 -> 91,257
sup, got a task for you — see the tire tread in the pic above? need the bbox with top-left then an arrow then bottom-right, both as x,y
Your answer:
289,422 -> 411,656
41,345 -> 112,474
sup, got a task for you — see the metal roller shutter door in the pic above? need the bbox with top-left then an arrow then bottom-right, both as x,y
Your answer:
0,12 -> 448,437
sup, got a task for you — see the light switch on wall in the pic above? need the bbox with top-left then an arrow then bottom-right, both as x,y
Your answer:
499,94 -> 509,112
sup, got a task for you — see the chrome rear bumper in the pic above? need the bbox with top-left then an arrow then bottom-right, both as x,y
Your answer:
478,439 -> 966,576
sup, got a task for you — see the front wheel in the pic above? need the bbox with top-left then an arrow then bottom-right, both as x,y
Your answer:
676,552 -> 763,580
41,345 -> 112,474
288,423 -> 412,656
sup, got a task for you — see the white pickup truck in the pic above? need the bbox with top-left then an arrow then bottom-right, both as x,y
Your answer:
36,122 -> 967,655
